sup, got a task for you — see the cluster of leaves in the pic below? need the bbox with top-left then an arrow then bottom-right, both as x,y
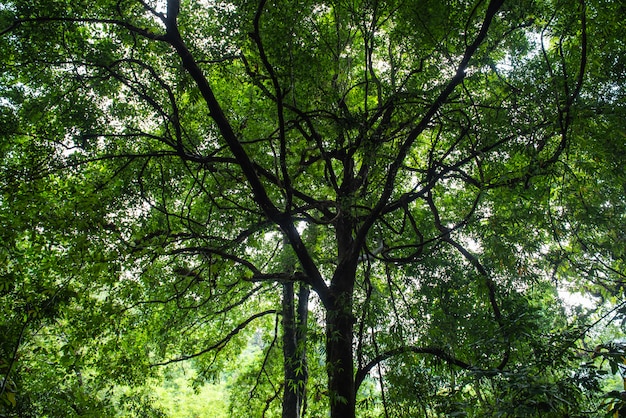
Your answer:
1,0 -> 625,417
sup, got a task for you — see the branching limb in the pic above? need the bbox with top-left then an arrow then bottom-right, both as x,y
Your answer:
250,0 -> 292,210
251,313 -> 280,398
356,0 -> 505,251
0,321 -> 28,399
355,345 -> 473,391
1,16 -> 168,40
151,309 -> 278,366
161,3 -> 330,306
425,191 -> 510,370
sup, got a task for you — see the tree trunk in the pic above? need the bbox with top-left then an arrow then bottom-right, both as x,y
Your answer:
326,249 -> 357,418
282,282 -> 299,418
326,287 -> 356,418
296,283 -> 310,415
282,282 -> 309,418
325,207 -> 358,418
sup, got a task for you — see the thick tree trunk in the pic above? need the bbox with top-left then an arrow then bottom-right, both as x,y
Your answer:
326,256 -> 357,418
325,208 -> 358,418
326,294 -> 356,418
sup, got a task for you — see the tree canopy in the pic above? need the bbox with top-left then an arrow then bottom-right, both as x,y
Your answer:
1,0 -> 626,416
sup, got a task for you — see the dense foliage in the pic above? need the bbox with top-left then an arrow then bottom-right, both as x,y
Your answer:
1,0 -> 626,417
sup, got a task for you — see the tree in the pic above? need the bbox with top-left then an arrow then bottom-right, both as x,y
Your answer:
1,0 -> 625,416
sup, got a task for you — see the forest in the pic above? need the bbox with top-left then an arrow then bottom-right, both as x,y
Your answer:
1,0 -> 626,417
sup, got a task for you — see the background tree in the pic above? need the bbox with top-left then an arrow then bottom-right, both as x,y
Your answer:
1,0 -> 625,417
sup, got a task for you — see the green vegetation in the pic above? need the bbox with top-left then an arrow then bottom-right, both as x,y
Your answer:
152,366 -> 228,418
1,0 -> 626,416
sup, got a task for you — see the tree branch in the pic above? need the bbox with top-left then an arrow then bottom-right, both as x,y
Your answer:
355,0 -> 506,253
151,309 -> 279,366
1,16 -> 167,40
425,189 -> 510,371
162,6 -> 331,306
355,345 -> 473,391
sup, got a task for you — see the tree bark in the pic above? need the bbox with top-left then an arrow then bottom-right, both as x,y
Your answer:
282,282 -> 309,418
326,289 -> 356,418
282,282 -> 299,418
296,283 -> 310,415
327,213 -> 358,418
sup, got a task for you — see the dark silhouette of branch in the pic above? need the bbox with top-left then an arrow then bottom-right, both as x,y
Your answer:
1,16 -> 168,40
355,345 -> 473,391
425,189 -> 510,371
356,0 -> 506,254
151,309 -> 279,366
162,5 -> 331,306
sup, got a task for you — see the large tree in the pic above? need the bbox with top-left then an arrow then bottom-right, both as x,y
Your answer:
1,0 -> 625,416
